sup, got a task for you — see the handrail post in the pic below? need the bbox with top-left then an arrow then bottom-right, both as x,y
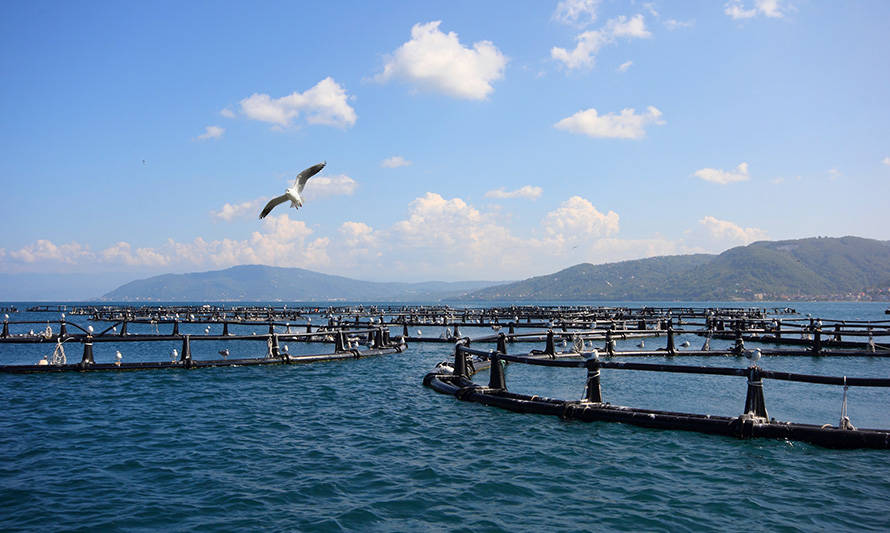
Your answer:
605,329 -> 614,356
496,332 -> 508,354
80,333 -> 95,365
120,319 -> 128,336
222,321 -> 230,336
583,359 -> 603,403
270,334 -> 281,359
812,325 -> 823,354
335,331 -> 347,352
488,354 -> 506,390
180,335 -> 192,367
545,330 -> 556,357
1,315 -> 8,338
743,366 -> 768,420
666,325 -> 676,355
508,322 -> 515,341
453,343 -> 468,377
172,320 -> 179,336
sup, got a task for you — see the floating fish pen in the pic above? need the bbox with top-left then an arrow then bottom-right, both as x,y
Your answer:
423,329 -> 890,449
0,313 -> 404,373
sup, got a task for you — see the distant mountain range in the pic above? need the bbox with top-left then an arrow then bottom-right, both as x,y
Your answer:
97,236 -> 890,302
101,265 -> 505,302
463,236 -> 890,301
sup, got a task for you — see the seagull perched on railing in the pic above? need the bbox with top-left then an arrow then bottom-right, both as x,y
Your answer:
259,161 -> 326,219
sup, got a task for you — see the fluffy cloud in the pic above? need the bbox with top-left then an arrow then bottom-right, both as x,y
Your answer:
882,157 -> 890,166
689,216 -> 768,250
240,77 -> 356,128
302,174 -> 357,200
101,242 -> 169,266
381,156 -> 411,168
693,162 -> 750,184
376,21 -> 507,100
617,60 -> 633,72
485,185 -> 543,200
725,0 -> 787,19
555,106 -> 664,139
542,196 -> 619,240
552,14 -> 651,70
664,19 -> 695,30
212,198 -> 266,221
219,108 -> 235,118
553,0 -> 600,27
7,240 -> 92,264
196,125 -> 225,140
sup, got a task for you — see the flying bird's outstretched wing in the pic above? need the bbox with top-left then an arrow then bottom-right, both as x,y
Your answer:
294,161 -> 326,193
259,194 -> 289,219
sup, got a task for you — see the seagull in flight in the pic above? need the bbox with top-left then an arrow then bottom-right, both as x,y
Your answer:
259,161 -> 326,219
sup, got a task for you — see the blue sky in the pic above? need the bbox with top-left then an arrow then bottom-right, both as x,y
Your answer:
1,0 -> 888,286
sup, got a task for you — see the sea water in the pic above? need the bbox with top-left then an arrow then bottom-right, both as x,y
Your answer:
1,301 -> 889,531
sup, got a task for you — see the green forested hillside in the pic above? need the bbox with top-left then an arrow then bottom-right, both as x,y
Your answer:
464,236 -> 890,301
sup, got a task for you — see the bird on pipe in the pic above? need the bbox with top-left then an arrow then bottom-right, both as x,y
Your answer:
259,161 -> 326,219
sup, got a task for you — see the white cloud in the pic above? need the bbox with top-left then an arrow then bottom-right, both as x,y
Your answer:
693,162 -> 750,184
485,185 -> 543,200
555,106 -> 664,139
240,77 -> 356,128
212,198 -> 266,221
553,0 -> 600,27
101,242 -> 169,266
664,19 -> 695,30
617,60 -> 633,72
302,174 -> 357,201
552,14 -> 651,70
382,156 -> 411,168
7,240 -> 92,264
725,0 -> 787,19
882,157 -> 890,166
220,108 -> 235,118
691,216 -> 768,249
542,196 -> 619,240
196,125 -> 225,140
375,21 -> 507,100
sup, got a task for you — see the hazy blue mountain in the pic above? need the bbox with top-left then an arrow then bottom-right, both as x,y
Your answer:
462,236 -> 890,301
101,265 -> 506,301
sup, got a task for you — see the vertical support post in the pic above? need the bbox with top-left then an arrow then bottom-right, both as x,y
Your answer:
774,319 -> 782,340
223,321 -> 229,336
403,323 -> 409,338
834,324 -> 842,342
496,333 -> 508,354
172,320 -> 179,336
508,322 -> 515,342
1,316 -> 8,338
180,335 -> 192,367
120,320 -> 128,336
605,329 -> 614,356
335,331 -> 347,353
583,359 -> 603,403
812,325 -> 822,354
452,323 -> 460,339
666,325 -> 676,355
374,327 -> 384,349
488,355 -> 506,390
733,328 -> 744,355
544,330 -> 556,357
306,322 -> 312,334
271,334 -> 281,359
268,322 -> 275,335
80,334 -> 95,365
743,367 -> 768,419
453,344 -> 467,377
59,319 -> 67,337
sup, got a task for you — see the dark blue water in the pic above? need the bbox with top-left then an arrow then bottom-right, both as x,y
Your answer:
2,301 -> 889,531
